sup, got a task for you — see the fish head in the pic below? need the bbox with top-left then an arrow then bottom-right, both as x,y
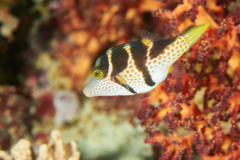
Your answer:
83,76 -> 134,97
83,54 -> 134,97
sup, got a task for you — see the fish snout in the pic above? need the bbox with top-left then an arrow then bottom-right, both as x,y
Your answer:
83,87 -> 91,97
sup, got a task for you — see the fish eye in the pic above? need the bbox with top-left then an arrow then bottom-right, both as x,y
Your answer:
93,69 -> 104,79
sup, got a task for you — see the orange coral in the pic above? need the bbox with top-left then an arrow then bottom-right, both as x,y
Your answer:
138,0 -> 240,159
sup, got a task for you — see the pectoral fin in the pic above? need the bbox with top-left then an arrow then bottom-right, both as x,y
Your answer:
113,74 -> 137,94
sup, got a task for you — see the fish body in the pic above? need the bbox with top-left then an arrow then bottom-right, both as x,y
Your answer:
84,22 -> 210,97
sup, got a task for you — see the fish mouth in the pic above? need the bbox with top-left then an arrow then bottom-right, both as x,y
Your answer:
184,22 -> 210,47
83,87 -> 91,97
83,77 -> 96,97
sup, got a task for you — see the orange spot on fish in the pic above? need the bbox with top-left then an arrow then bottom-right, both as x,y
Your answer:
164,56 -> 166,58
177,50 -> 180,53
150,66 -> 153,69
129,61 -> 132,64
167,52 -> 170,55
177,37 -> 182,40
163,60 -> 166,62
158,56 -> 162,60
173,54 -> 176,56
148,62 -> 151,65
177,54 -> 180,56
129,65 -> 133,69
166,46 -> 170,50
126,70 -> 130,73
129,74 -> 132,77
181,40 -> 184,43
171,43 -> 175,47
180,44 -> 182,48
175,46 -> 178,49
171,49 -> 174,52
177,41 -> 180,45
131,69 -> 134,72
185,46 -> 188,49
153,60 -> 157,63
162,51 -> 166,54
158,62 -> 161,64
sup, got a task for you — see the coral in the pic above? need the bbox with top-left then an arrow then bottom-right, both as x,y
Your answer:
0,0 -> 40,85
59,99 -> 152,160
44,0 -> 167,91
0,151 -> 12,160
2,0 -> 240,159
0,86 -> 35,150
35,92 -> 55,118
37,130 -> 80,160
35,53 -> 73,90
11,139 -> 32,160
0,130 -> 81,160
0,6 -> 19,40
137,0 -> 240,159
53,90 -> 80,126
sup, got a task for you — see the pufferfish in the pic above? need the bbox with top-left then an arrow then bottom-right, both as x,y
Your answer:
83,22 -> 210,97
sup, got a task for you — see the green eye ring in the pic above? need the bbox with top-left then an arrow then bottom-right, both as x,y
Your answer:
93,69 -> 104,80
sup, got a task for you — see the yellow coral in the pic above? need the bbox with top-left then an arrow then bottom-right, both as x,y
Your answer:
36,53 -> 73,90
0,130 -> 81,160
0,7 -> 19,40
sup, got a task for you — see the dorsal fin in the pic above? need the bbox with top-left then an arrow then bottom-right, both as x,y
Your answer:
140,29 -> 162,42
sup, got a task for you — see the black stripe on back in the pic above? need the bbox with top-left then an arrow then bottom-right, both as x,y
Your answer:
98,52 -> 109,69
150,37 -> 177,59
130,41 -> 155,86
111,45 -> 129,76
94,51 -> 110,78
